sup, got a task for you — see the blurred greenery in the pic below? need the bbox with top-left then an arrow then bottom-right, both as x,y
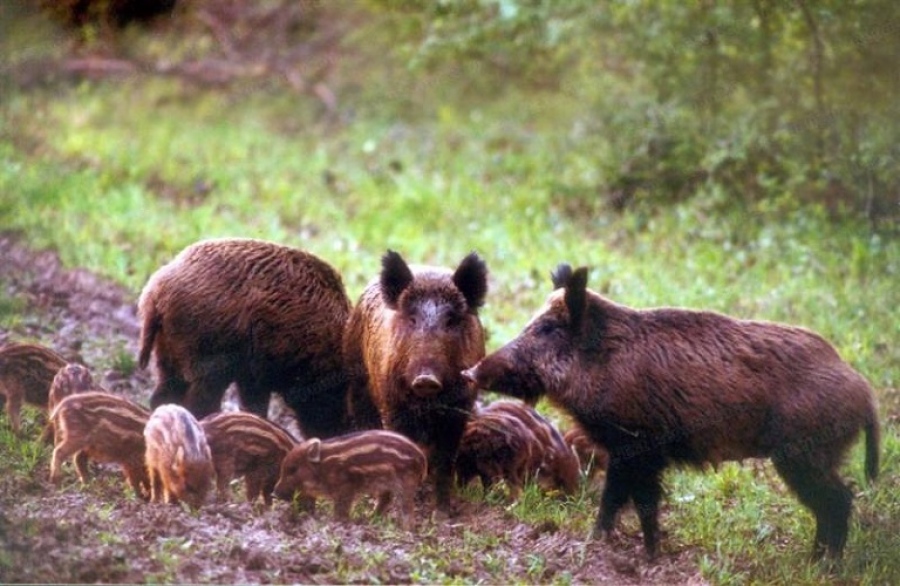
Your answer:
1,1 -> 898,583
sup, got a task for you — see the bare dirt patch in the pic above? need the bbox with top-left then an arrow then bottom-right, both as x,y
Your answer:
0,233 -> 704,584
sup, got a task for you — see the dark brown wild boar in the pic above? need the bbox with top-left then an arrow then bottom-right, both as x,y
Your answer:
49,391 -> 151,499
455,409 -> 534,499
0,343 -> 68,433
273,430 -> 427,528
144,404 -> 215,509
343,250 -> 488,509
480,400 -> 581,495
42,363 -> 100,442
201,411 -> 297,507
138,238 -> 353,438
463,264 -> 880,560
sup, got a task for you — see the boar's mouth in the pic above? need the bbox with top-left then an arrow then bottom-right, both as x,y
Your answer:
461,364 -> 544,406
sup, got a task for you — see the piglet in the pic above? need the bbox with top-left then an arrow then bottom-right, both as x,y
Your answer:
144,404 -> 215,509
50,391 -> 151,499
0,343 -> 68,433
274,430 -> 427,528
201,411 -> 297,507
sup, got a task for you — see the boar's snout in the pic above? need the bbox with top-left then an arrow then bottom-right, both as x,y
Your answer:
411,372 -> 443,396
461,366 -> 478,385
273,480 -> 293,501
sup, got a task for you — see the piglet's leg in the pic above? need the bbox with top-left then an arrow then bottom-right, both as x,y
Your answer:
374,491 -> 393,516
333,494 -> 353,521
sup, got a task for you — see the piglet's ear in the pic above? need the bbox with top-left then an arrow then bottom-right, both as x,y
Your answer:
306,439 -> 322,463
381,250 -> 414,309
565,267 -> 589,332
453,251 -> 488,310
550,263 -> 573,290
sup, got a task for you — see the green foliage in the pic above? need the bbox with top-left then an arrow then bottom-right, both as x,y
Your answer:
368,0 -> 900,221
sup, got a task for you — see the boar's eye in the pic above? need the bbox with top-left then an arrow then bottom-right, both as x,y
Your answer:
443,312 -> 463,329
533,318 -> 561,338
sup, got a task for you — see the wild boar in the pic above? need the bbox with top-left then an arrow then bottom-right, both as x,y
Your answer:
201,411 -> 297,507
144,404 -> 215,509
479,400 -> 581,495
273,430 -> 427,528
0,343 -> 68,433
463,264 -> 880,560
48,363 -> 97,413
49,391 -> 151,499
138,238 -> 353,439
564,425 -> 609,480
455,409 -> 535,499
41,363 -> 99,442
343,250 -> 488,509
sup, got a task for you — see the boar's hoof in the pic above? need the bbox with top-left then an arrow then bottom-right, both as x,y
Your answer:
411,374 -> 443,396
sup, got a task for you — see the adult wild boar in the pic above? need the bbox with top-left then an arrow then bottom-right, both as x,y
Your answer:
138,238 -> 353,439
463,264 -> 880,560
344,250 -> 488,509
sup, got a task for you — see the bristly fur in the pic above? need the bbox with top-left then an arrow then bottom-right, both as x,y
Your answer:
137,238 -> 353,439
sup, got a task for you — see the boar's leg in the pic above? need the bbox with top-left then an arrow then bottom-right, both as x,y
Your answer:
214,469 -> 233,503
123,464 -> 150,500
333,493 -> 354,521
400,492 -> 416,530
595,454 -> 665,557
74,451 -> 91,483
431,413 -> 469,510
772,458 -> 853,560
184,364 -> 236,419
4,392 -> 23,434
235,376 -> 269,419
374,491 -> 393,516
594,462 -> 631,540
282,378 -> 353,439
149,351 -> 191,410
246,470 -> 277,508
148,467 -> 163,503
630,469 -> 665,559
50,438 -> 81,483
258,472 -> 280,508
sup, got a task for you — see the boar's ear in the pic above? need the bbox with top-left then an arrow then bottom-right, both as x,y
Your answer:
381,250 -> 414,309
453,252 -> 488,310
305,439 -> 323,463
565,267 -> 589,332
551,263 -> 574,290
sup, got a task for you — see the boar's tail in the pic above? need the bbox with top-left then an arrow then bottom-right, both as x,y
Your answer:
138,301 -> 161,370
864,409 -> 880,483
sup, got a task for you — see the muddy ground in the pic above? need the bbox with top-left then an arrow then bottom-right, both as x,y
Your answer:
0,233 -> 705,584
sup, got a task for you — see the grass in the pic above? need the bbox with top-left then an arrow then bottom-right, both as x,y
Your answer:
1,10 -> 899,584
